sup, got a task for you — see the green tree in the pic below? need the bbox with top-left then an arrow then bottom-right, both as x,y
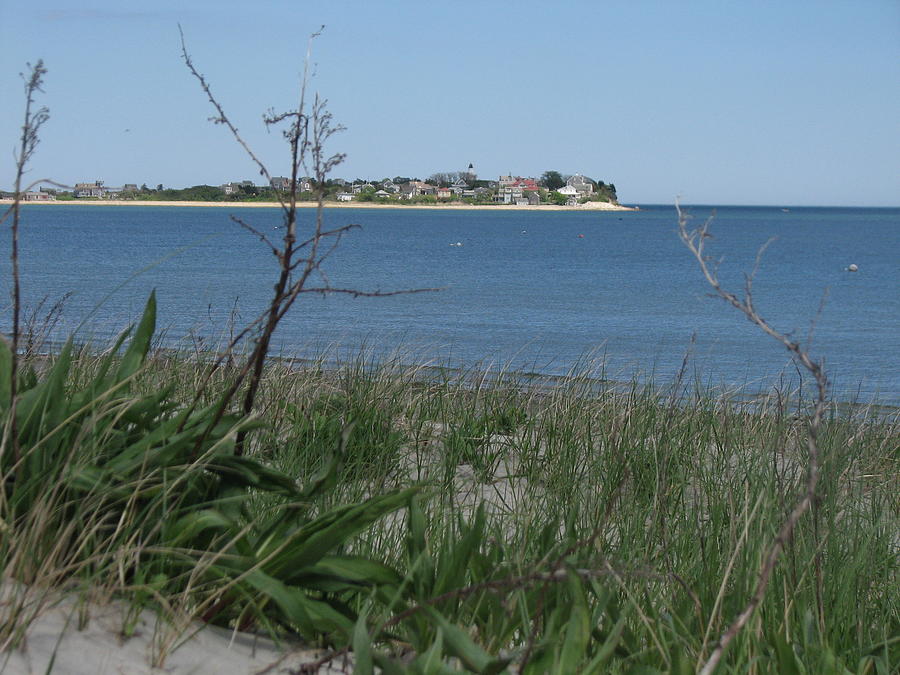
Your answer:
549,190 -> 567,205
540,170 -> 564,191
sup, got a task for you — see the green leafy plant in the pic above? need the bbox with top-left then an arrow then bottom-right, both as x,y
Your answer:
1,291 -> 420,643
0,54 -> 425,661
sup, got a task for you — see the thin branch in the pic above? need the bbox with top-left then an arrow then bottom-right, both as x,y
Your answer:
229,215 -> 280,257
179,26 -> 278,201
677,203 -> 826,675
180,27 -> 441,458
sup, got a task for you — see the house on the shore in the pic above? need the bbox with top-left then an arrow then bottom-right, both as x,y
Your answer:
555,185 -> 580,206
566,174 -> 594,196
554,174 -> 595,205
494,176 -> 540,204
221,182 -> 242,195
23,190 -> 55,201
400,181 -> 436,199
74,181 -> 107,198
351,182 -> 375,195
220,180 -> 260,195
449,177 -> 470,197
72,181 -> 131,198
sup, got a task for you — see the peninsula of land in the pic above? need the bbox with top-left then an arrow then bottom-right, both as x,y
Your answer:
7,169 -> 637,210
2,198 -> 636,211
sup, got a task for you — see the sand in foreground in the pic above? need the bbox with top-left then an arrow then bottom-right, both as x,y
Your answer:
4,589 -> 347,674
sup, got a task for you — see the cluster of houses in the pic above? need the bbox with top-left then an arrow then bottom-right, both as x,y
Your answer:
259,170 -> 600,206
72,180 -> 139,198
20,180 -> 141,201
330,177 -> 493,203
18,171 -> 604,207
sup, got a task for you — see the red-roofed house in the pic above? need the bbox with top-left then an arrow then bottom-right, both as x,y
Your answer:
494,176 -> 540,204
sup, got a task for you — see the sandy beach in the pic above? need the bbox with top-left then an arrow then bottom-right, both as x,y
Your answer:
2,199 -> 637,212
2,584 -> 348,674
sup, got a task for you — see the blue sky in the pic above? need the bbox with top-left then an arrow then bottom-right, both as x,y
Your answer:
1,0 -> 897,206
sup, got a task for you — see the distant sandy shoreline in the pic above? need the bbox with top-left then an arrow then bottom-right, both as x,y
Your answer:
2,199 -> 637,212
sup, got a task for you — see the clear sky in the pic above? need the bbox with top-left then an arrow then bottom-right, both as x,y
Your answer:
1,0 -> 898,206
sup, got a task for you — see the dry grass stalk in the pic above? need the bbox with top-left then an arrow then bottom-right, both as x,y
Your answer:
677,204 -> 828,675
178,28 -> 439,456
1,61 -> 50,466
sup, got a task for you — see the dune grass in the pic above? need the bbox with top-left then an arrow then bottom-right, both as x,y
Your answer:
3,327 -> 896,673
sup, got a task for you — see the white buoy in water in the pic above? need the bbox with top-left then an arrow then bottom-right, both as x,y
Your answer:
847,263 -> 858,272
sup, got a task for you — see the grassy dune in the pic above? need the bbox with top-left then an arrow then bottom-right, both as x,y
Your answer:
2,326 -> 896,673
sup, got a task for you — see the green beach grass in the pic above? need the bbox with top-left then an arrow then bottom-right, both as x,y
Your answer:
2,329 -> 897,673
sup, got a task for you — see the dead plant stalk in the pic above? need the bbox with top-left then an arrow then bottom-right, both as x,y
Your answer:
1,61 -> 50,466
178,27 -> 438,456
677,205 -> 827,675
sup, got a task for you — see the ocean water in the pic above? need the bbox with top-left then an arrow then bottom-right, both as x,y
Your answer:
3,203 -> 899,404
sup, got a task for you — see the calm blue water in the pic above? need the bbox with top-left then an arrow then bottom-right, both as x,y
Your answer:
3,204 -> 899,403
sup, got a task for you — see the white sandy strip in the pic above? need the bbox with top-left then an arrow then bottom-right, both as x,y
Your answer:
1,199 -> 637,212
2,592 -> 351,675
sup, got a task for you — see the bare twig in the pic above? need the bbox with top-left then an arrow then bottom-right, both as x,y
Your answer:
178,27 -> 275,201
178,29 -> 439,455
230,215 -> 280,257
676,204 -> 826,675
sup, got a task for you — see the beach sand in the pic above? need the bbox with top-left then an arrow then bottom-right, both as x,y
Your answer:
2,199 -> 637,212
2,586 -> 349,674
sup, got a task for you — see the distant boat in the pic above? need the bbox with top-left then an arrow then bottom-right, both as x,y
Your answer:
781,208 -> 790,212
